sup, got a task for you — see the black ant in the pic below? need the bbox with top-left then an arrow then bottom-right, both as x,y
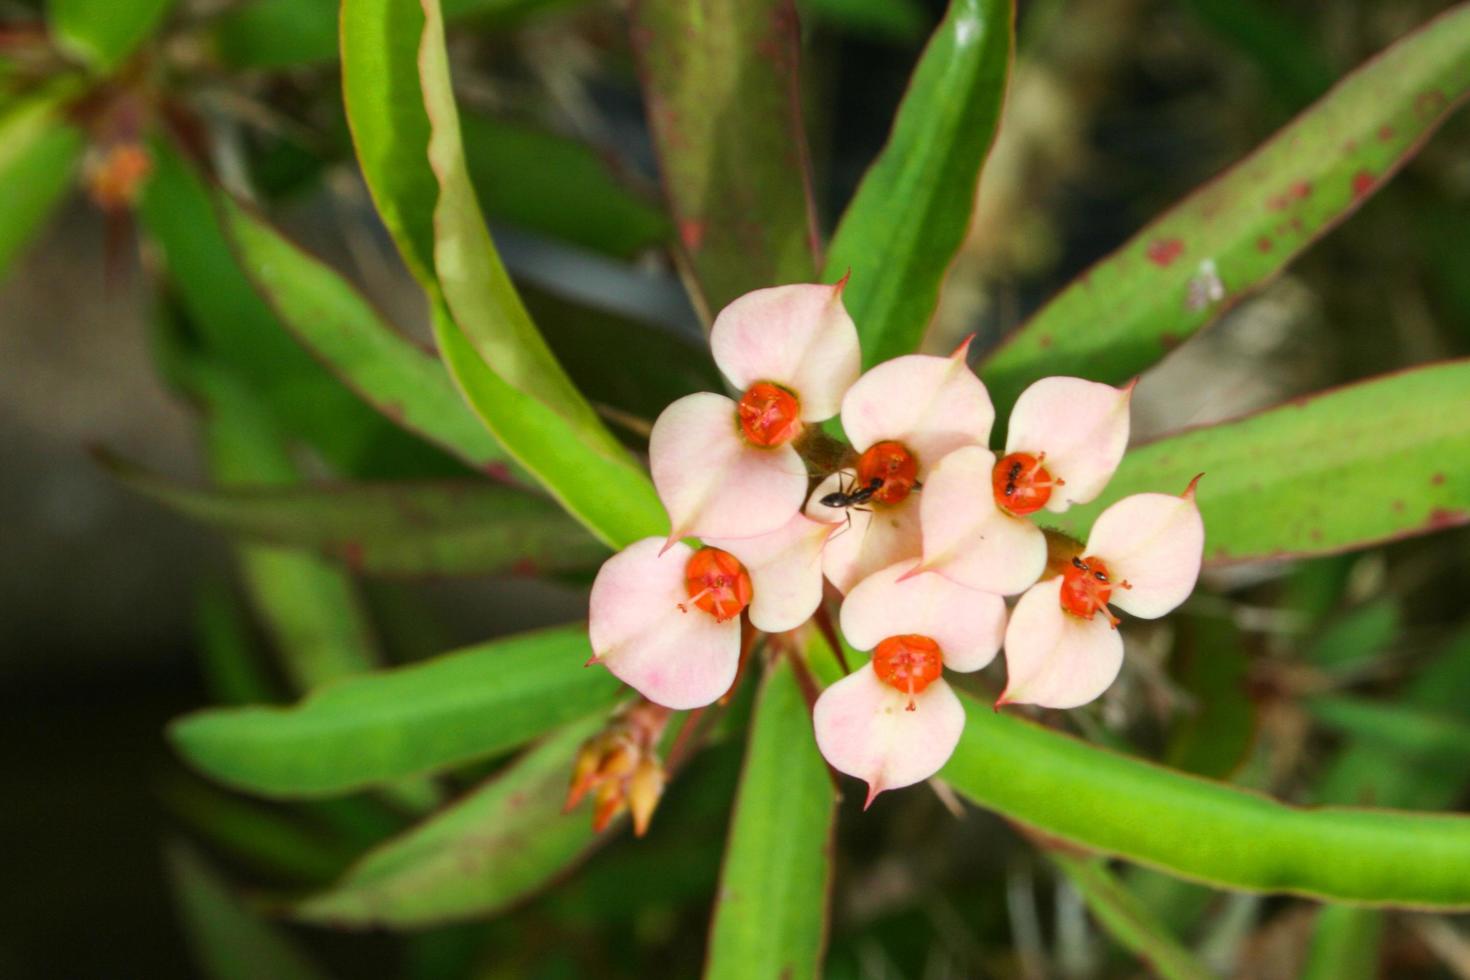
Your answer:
820,474 -> 883,511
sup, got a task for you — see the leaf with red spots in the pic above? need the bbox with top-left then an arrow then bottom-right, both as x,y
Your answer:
292,717 -> 607,927
98,451 -> 608,578
1047,360 -> 1470,565
980,3 -> 1470,411
823,0 -> 1013,368
630,0 -> 820,319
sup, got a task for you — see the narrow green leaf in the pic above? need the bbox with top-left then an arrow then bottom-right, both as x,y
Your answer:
943,689 -> 1470,907
1304,599 -> 1398,672
138,139 -> 454,477
193,578 -> 277,706
980,3 -> 1470,410
1047,361 -> 1470,564
799,0 -> 928,43
213,0 -> 340,69
220,198 -> 522,479
341,0 -> 440,287
1300,905 -> 1382,980
418,0 -> 666,549
294,717 -> 604,927
824,0 -> 1012,367
1164,617 -> 1255,780
1307,697 -> 1470,771
48,0 -> 173,72
629,0 -> 819,317
461,113 -> 669,259
0,97 -> 82,283
169,625 -> 622,798
166,843 -> 329,980
105,454 -> 606,577
706,651 -> 835,979
1177,0 -> 1334,111
1048,854 -> 1215,980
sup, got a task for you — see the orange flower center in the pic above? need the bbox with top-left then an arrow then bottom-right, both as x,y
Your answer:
1059,555 -> 1128,626
737,382 -> 802,448
872,634 -> 943,710
856,441 -> 919,505
680,548 -> 753,622
992,451 -> 1062,516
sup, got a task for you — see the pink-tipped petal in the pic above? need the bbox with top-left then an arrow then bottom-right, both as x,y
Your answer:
708,283 -> 861,421
813,666 -> 965,803
650,392 -> 807,540
1000,577 -> 1124,709
589,538 -> 741,709
839,559 -> 1005,673
806,472 -> 923,595
840,354 -> 994,477
918,446 -> 1047,596
707,512 -> 836,633
1005,377 -> 1133,512
1084,491 -> 1204,619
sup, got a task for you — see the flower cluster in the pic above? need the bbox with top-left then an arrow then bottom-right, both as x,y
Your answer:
586,281 -> 1204,815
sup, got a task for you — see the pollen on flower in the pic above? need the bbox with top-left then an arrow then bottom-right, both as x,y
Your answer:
992,451 -> 1064,516
680,547 -> 753,621
1059,555 -> 1130,627
872,634 -> 944,710
856,441 -> 919,505
736,381 -> 802,447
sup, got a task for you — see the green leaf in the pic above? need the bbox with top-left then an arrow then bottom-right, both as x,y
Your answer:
138,139 -> 454,478
1048,854 -> 1214,980
104,453 -> 607,577
294,717 -> 605,927
1300,905 -> 1383,980
1177,0 -> 1334,112
219,198 -> 523,479
192,578 -> 277,706
48,0 -> 173,72
166,843 -> 329,980
943,689 -> 1470,907
824,0 -> 1012,367
1048,361 -> 1470,564
460,113 -> 669,259
1304,599 -> 1398,673
212,0 -> 340,70
340,0 -> 440,286
706,650 -> 835,979
418,0 -> 665,548
979,3 -> 1470,411
0,96 -> 82,283
1307,697 -> 1470,772
799,0 -> 928,43
169,625 -> 622,798
629,0 -> 819,317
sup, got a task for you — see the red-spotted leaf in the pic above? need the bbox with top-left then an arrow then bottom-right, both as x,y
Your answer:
980,2 -> 1470,410
629,0 -> 819,319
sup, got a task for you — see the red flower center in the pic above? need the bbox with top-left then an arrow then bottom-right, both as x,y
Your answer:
737,382 -> 802,448
1059,555 -> 1127,626
872,634 -> 943,710
992,451 -> 1062,516
680,547 -> 753,622
856,441 -> 919,505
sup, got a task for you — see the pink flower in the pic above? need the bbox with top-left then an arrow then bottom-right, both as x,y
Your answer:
705,511 -> 839,633
806,347 -> 994,593
814,559 -> 1006,806
650,282 -> 860,544
999,479 -> 1205,709
913,377 -> 1133,596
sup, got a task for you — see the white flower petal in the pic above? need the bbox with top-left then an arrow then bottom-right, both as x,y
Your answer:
1000,577 -> 1124,709
917,446 -> 1047,595
839,559 -> 1004,673
708,282 -> 861,421
1005,377 -> 1133,512
650,392 -> 807,541
708,512 -> 836,633
840,353 -> 993,477
589,538 -> 741,709
1084,487 -> 1204,619
806,472 -> 923,595
813,666 -> 965,806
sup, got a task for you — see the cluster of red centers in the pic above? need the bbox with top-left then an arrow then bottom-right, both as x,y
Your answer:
871,634 -> 944,709
736,382 -> 802,448
681,547 -> 753,622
